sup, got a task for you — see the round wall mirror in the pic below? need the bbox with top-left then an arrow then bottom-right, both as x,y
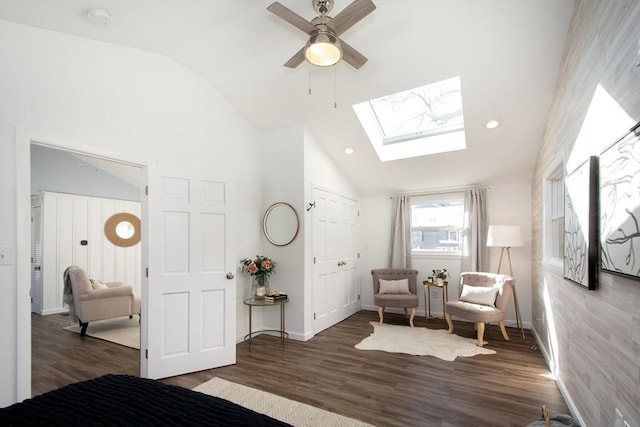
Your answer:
115,221 -> 135,239
263,202 -> 299,246
104,212 -> 141,247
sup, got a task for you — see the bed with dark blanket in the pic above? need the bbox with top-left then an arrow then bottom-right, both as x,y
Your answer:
0,374 -> 291,426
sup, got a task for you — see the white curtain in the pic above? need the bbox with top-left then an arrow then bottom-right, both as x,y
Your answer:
461,188 -> 488,272
389,195 -> 412,268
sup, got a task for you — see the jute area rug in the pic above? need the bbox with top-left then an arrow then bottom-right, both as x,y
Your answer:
63,316 -> 140,350
355,321 -> 496,361
194,377 -> 373,427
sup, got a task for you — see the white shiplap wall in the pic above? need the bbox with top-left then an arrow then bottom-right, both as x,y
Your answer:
32,192 -> 141,315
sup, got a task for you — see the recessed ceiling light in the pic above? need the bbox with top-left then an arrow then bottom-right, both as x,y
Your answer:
485,119 -> 501,129
344,147 -> 355,154
86,8 -> 111,26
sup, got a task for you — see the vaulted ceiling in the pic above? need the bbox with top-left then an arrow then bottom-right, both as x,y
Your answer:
0,0 -> 576,196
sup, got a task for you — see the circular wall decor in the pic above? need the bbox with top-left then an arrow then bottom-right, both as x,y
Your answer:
263,202 -> 299,246
104,212 -> 141,247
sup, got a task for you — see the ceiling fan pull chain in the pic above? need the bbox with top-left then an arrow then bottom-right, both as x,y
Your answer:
334,66 -> 337,108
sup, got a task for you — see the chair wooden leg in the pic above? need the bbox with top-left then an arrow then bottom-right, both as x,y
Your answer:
377,306 -> 384,324
476,322 -> 485,347
409,308 -> 415,327
499,321 -> 510,341
79,321 -> 88,337
445,313 -> 454,334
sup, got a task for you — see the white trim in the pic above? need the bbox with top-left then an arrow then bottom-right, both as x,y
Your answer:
532,325 -> 586,427
15,127 -> 31,402
542,156 -> 565,265
412,251 -> 462,260
15,127 -> 148,401
410,193 -> 465,255
28,133 -> 147,167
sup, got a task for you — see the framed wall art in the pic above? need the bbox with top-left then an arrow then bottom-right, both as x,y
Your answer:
564,156 -> 599,290
599,122 -> 640,281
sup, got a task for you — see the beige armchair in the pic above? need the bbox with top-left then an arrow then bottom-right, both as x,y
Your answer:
63,266 -> 141,336
372,268 -> 419,327
445,272 -> 514,346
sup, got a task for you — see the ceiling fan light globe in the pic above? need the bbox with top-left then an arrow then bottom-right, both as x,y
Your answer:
305,30 -> 342,67
305,43 -> 342,66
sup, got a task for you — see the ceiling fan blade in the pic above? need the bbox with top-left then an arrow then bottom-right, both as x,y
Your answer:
283,47 -> 306,68
326,0 -> 376,36
339,38 -> 368,69
267,2 -> 316,35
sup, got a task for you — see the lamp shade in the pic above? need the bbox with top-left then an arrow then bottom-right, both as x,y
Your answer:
305,29 -> 342,67
486,225 -> 524,248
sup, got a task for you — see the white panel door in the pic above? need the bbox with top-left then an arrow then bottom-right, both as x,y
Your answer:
312,189 -> 340,333
142,168 -> 236,379
339,197 -> 359,318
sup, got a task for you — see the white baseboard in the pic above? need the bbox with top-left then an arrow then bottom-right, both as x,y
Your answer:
235,328 -> 312,344
531,326 -> 586,426
41,307 -> 68,316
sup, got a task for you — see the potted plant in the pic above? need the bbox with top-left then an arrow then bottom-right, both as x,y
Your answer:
433,268 -> 448,284
240,255 -> 276,299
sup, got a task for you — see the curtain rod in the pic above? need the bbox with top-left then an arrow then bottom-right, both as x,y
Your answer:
389,184 -> 491,198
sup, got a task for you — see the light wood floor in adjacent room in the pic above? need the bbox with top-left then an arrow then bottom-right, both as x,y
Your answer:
32,310 -> 570,427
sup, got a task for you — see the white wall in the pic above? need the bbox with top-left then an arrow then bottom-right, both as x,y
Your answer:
252,125 -> 306,340
252,125 -> 360,341
486,182 -> 532,327
358,182 -> 532,328
0,20 -> 263,405
33,192 -> 142,315
303,128 -> 359,337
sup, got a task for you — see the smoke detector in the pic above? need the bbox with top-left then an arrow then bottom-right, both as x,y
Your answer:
86,8 -> 111,26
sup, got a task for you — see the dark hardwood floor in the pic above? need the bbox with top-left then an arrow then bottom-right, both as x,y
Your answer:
32,311 -> 570,426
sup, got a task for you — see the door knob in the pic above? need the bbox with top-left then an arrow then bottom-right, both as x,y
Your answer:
226,272 -> 234,279
34,266 -> 41,271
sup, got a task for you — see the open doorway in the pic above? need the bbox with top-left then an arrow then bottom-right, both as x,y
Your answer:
18,132 -> 237,398
29,142 -> 144,396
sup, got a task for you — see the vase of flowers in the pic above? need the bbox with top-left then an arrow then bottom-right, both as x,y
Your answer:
433,268 -> 448,284
240,255 -> 276,299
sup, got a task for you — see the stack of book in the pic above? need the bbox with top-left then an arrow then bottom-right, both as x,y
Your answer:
264,293 -> 288,303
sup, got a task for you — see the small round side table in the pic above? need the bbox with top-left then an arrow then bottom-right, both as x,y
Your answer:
243,297 -> 289,349
422,280 -> 448,325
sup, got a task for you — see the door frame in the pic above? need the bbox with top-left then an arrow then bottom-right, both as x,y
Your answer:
310,185 -> 360,335
15,127 -> 147,400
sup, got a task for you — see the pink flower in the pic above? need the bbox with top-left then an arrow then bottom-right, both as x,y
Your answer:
262,260 -> 272,270
247,263 -> 258,274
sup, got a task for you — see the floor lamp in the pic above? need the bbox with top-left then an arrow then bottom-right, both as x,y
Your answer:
487,225 -> 525,339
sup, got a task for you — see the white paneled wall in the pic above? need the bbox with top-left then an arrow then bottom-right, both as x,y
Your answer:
31,192 -> 141,315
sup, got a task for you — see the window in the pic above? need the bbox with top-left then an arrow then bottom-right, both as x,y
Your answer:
410,195 -> 464,254
353,76 -> 466,162
544,162 -> 565,263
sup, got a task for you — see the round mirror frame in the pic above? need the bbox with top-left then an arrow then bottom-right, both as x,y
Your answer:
104,212 -> 141,247
263,202 -> 299,246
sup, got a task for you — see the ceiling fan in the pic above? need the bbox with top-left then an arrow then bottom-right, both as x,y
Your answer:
267,0 -> 376,69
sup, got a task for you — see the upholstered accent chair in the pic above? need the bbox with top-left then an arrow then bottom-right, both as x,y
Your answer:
445,271 -> 514,347
371,268 -> 419,327
63,266 -> 141,336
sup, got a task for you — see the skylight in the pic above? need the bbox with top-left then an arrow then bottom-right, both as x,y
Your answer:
353,76 -> 466,162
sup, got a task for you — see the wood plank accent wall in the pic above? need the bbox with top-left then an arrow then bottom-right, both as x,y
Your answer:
531,1 -> 640,426
33,192 -> 141,315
